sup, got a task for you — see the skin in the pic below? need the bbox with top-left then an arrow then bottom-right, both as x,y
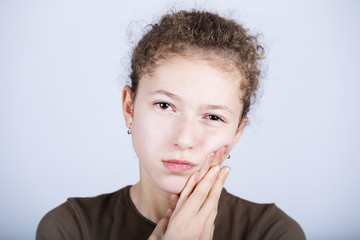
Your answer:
122,56 -> 247,239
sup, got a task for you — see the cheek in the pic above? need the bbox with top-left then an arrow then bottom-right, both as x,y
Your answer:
200,128 -> 236,157
131,107 -> 172,159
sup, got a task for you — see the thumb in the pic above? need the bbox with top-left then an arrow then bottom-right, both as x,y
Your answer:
170,194 -> 179,209
148,209 -> 172,240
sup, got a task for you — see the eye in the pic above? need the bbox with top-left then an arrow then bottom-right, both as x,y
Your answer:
155,102 -> 173,111
206,114 -> 224,122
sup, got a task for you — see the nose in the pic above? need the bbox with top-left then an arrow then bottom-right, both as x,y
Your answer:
172,116 -> 199,151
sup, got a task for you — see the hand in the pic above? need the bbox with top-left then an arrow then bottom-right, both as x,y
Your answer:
148,147 -> 230,240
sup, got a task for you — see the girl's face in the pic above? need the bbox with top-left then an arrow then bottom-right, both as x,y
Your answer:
123,56 -> 245,194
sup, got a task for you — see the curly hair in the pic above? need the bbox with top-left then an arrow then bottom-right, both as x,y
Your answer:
130,10 -> 264,123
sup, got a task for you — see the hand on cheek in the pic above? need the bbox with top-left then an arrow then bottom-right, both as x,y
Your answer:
148,147 -> 231,240
196,146 -> 228,184
168,146 -> 230,216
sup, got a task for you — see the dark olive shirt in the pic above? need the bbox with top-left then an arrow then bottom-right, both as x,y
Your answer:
36,186 -> 305,240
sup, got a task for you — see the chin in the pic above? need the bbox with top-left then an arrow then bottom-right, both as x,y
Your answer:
157,174 -> 189,194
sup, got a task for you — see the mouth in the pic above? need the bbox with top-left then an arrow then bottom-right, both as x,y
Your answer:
162,160 -> 196,173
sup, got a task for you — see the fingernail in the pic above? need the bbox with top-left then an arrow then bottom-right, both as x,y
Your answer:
221,147 -> 227,157
193,172 -> 199,181
166,208 -> 173,217
219,148 -> 224,156
208,153 -> 215,163
213,165 -> 220,174
223,147 -> 228,156
224,167 -> 231,176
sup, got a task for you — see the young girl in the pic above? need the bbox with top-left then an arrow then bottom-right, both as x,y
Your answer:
37,10 -> 305,240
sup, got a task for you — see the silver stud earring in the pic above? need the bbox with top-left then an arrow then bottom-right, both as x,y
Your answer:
227,155 -> 231,159
127,129 -> 132,135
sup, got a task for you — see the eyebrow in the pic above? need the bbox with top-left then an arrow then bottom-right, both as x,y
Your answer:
150,89 -> 180,100
204,105 -> 234,114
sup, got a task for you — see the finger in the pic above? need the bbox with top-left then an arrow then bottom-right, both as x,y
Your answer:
179,165 -> 221,217
198,147 -> 227,184
213,146 -> 227,166
197,166 -> 230,221
197,146 -> 226,184
148,209 -> 172,240
169,194 -> 179,209
172,171 -> 199,215
196,153 -> 215,184
179,171 -> 199,200
199,209 -> 217,240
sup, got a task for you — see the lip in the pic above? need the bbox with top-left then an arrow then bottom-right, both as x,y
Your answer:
162,160 -> 196,173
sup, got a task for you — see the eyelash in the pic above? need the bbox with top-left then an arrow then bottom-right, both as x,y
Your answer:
154,102 -> 225,122
155,102 -> 174,111
206,114 -> 225,122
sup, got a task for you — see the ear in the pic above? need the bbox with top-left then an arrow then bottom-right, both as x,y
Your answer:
233,117 -> 248,145
122,85 -> 134,129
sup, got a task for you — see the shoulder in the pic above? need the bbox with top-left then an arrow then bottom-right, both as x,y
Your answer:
36,200 -> 85,240
36,186 -> 129,240
214,189 -> 306,240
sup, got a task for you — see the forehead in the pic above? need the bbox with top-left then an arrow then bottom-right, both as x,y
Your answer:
141,55 -> 242,95
137,56 -> 243,108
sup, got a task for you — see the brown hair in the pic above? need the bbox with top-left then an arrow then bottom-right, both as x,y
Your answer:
129,10 -> 264,123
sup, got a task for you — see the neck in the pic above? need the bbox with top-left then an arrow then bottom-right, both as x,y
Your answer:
130,171 -> 173,223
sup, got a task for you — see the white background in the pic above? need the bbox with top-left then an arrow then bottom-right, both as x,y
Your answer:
1,0 -> 359,239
